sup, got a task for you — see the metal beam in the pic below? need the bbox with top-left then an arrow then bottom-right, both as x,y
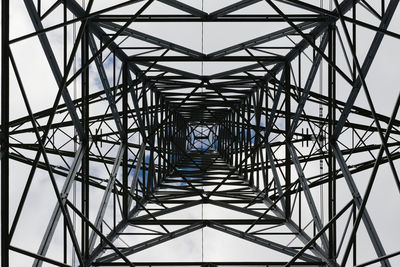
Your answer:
88,144 -> 126,252
33,144 -> 84,267
1,0 -> 10,265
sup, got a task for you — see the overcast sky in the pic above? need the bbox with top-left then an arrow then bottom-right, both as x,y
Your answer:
2,0 -> 400,266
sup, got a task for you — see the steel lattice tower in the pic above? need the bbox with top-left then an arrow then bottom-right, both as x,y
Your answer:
2,0 -> 400,266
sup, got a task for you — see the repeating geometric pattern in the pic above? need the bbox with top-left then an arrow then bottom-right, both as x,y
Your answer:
2,0 -> 400,266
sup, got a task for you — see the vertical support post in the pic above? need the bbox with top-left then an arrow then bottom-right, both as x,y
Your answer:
219,121 -> 222,154
171,112 -> 175,164
156,94 -> 161,185
285,63 -> 291,219
225,115 -> 228,161
248,96 -> 254,186
229,113 -> 232,164
141,86 -> 147,192
81,25 -> 90,260
241,102 -> 246,177
167,109 -> 171,170
122,63 -> 128,219
1,0 -> 9,266
161,100 -> 166,180
264,85 -> 269,189
230,113 -> 234,165
246,98 -> 251,184
351,0 -> 358,156
62,3 -> 68,263
239,105 -> 243,174
255,91 -> 261,189
148,92 -> 155,192
233,108 -> 236,168
224,118 -> 227,159
328,23 -> 337,260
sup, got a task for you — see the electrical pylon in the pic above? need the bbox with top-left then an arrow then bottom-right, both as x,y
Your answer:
2,0 -> 400,266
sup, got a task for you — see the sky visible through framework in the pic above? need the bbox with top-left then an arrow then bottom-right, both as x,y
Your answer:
2,0 -> 400,266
